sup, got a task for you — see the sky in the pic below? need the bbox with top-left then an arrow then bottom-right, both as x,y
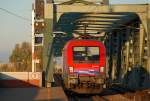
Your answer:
0,0 -> 149,63
0,0 -> 32,63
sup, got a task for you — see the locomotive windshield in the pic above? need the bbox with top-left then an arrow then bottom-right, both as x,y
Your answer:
73,46 -> 100,63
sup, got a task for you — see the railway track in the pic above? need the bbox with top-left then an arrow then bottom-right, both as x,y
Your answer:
67,93 -> 110,101
65,85 -> 150,101
53,73 -> 150,101
92,95 -> 109,101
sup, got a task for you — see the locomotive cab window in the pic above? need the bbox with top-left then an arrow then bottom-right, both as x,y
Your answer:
73,46 -> 100,63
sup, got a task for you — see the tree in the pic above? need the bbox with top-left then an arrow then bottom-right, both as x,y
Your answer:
9,42 -> 32,71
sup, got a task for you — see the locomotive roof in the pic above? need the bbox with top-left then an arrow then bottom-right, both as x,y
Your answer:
64,39 -> 104,49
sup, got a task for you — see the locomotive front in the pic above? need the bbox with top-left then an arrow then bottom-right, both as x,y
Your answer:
62,40 -> 106,94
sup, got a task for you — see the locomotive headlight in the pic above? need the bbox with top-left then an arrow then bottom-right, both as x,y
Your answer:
69,67 -> 74,73
100,67 -> 105,72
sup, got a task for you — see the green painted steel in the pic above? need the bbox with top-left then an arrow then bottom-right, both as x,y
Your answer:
147,4 -> 150,73
43,18 -> 54,84
42,3 -> 150,86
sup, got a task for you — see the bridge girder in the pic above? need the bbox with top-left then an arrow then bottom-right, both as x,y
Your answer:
53,4 -> 148,34
44,3 -> 150,85
56,4 -> 147,13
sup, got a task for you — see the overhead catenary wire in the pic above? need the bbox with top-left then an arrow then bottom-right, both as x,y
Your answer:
0,3 -> 138,32
57,19 -> 140,30
0,7 -> 31,22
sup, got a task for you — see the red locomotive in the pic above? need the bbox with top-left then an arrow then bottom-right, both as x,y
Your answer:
62,39 -> 106,93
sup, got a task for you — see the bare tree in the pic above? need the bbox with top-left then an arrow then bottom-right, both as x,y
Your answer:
9,42 -> 32,71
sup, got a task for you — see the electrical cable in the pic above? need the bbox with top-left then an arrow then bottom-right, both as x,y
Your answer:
0,7 -> 31,22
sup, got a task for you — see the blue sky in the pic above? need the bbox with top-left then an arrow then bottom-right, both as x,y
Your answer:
0,0 -> 149,63
0,0 -> 32,63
